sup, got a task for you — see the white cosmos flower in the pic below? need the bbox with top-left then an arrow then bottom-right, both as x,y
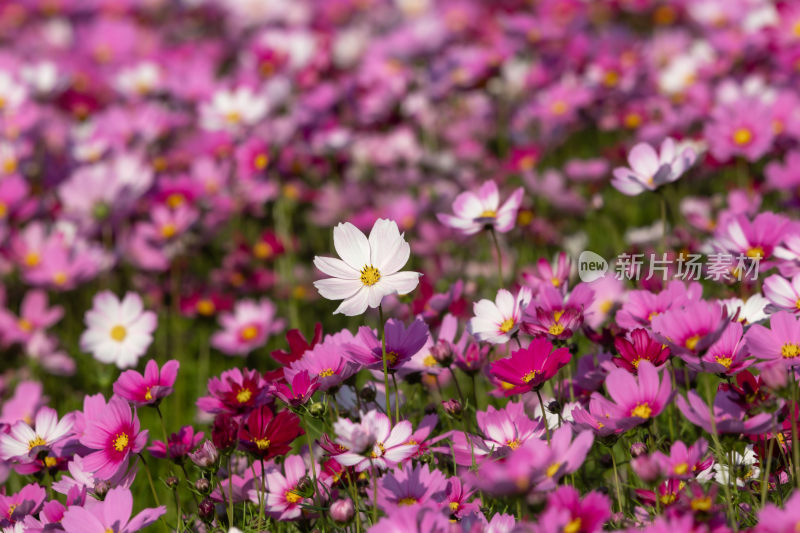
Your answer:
467,287 -> 532,344
0,407 -> 73,462
79,291 -> 157,369
713,445 -> 760,488
313,218 -> 421,316
200,87 -> 269,132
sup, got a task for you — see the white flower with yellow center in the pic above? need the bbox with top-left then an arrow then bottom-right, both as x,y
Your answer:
467,287 -> 532,344
313,218 -> 421,316
0,406 -> 73,463
79,291 -> 157,369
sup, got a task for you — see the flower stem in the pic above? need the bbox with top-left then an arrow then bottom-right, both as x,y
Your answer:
489,228 -> 504,289
138,453 -> 161,507
371,461 -> 379,524
536,389 -> 550,444
391,373 -> 401,422
378,305 -> 392,422
610,449 -> 623,515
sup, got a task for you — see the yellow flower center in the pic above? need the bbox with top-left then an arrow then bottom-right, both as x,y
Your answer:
18,318 -> 32,332
551,100 -> 568,115
0,202 -> 7,218
113,433 -> 129,452
384,351 -> 399,366
144,388 -> 153,401
551,277 -> 561,287
685,334 -> 701,351
44,456 -> 57,467
631,402 -> 652,419
522,370 -> 541,383
549,324 -> 565,336
648,311 -> 659,322
519,154 -> 536,171
225,111 -> 241,124
110,325 -> 127,342
3,157 -> 17,174
746,246 -> 764,259
553,310 -> 565,322
506,439 -> 520,450
284,490 -> 302,503
398,497 -> 417,506
546,462 -> 561,478
319,368 -> 334,377
624,113 -> 642,129
240,325 -> 259,341
674,462 -> 688,475
500,381 -> 515,390
360,265 -> 381,286
499,318 -> 515,333
631,357 -> 642,369
236,388 -> 252,403
564,518 -> 582,533
733,128 -> 752,145
449,501 -> 460,512
782,343 -> 800,358
715,356 -> 733,368
691,496 -> 712,512
254,153 -> 269,170
196,299 -> 215,315
423,355 -> 438,367
660,493 -> 676,505
369,442 -> 387,458
28,436 -> 47,450
24,251 -> 40,267
793,20 -> 800,37
160,223 -> 177,239
253,241 -> 273,259
603,70 -> 620,87
253,438 -> 271,450
166,193 -> 184,208
478,210 -> 497,218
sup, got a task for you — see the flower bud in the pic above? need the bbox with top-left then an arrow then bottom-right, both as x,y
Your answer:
189,440 -> 220,469
430,341 -> 453,366
166,476 -> 179,489
330,498 -> 355,523
631,455 -> 661,484
94,480 -> 110,498
195,478 -> 211,493
198,498 -> 215,520
309,401 -> 326,418
359,383 -> 377,403
442,399 -> 463,417
630,442 -> 647,458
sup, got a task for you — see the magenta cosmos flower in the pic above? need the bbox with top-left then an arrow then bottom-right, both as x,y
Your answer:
744,311 -> 800,367
211,298 -> 285,356
537,485 -> 610,533
147,425 -> 203,460
686,321 -> 752,375
676,389 -> 773,435
259,454 -> 322,521
467,287 -> 531,344
452,402 -> 543,466
79,396 -> 148,480
333,409 -> 417,472
490,337 -> 571,395
611,137 -> 696,196
650,300 -> 726,357
437,180 -> 523,235
590,361 -> 673,430
704,99 -> 774,162
613,328 -> 670,373
113,359 -> 179,406
196,368 -> 269,415
79,291 -> 157,369
346,318 -> 429,372
285,330 -> 359,391
712,212 -> 790,266
61,487 -> 165,533
377,463 -> 447,511
313,218 -> 421,316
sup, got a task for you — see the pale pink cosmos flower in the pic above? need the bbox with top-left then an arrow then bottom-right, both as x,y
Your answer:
437,180 -> 523,235
313,218 -> 421,316
0,289 -> 63,346
467,287 -> 531,344
611,138 -> 696,196
763,273 -> 800,313
79,291 -> 157,369
200,87 -> 269,132
333,410 -> 417,472
61,487 -> 165,533
211,298 -> 285,356
0,407 -> 73,463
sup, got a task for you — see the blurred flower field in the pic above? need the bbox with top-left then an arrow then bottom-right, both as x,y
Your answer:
4,0 -> 800,532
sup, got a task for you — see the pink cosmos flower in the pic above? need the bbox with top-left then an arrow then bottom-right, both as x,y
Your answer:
258,454 -> 322,521
79,291 -> 157,369
0,407 -> 73,463
744,311 -> 800,367
211,298 -> 285,356
313,219 -> 421,317
196,368 -> 269,415
113,359 -> 179,406
79,396 -> 148,480
704,99 -> 774,162
521,283 -> 593,340
650,300 -> 726,357
0,290 -> 62,346
437,180 -> 524,235
676,389 -> 773,435
285,330 -> 359,391
613,328 -> 670,373
611,137 -> 696,196
346,318 -> 429,372
61,487 -> 165,533
147,425 -> 203,460
333,410 -> 417,472
651,439 -> 711,480
590,361 -> 673,431
522,252 -> 571,293
272,371 -> 320,406
712,212 -> 790,267
0,484 -> 45,526
757,490 -> 800,533
763,273 -> 800,313
686,321 -> 752,375
615,280 -> 702,330
451,402 -> 543,466
467,287 -> 531,344
535,485 -> 610,533
377,463 -> 447,511
489,337 -> 571,395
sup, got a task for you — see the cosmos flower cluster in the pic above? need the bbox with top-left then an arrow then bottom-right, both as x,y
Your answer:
5,1 -> 800,533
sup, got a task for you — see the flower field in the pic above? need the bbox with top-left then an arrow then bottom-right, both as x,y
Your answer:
4,0 -> 800,532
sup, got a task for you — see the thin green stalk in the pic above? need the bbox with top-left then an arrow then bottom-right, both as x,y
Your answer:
391,373 -> 401,422
138,453 -> 161,506
610,449 -> 623,515
489,228 -> 504,288
536,389 -> 551,444
378,305 -> 391,422
226,455 -> 235,527
371,461 -> 379,524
